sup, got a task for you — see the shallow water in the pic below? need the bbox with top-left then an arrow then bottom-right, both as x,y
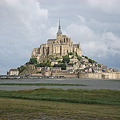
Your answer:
0,78 -> 120,91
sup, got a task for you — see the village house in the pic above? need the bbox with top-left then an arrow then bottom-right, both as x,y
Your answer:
8,69 -> 19,76
41,67 -> 51,76
51,67 -> 61,72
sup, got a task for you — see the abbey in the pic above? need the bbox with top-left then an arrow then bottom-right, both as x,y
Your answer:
31,20 -> 82,62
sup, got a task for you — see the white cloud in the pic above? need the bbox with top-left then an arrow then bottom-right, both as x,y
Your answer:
47,27 -> 57,38
0,0 -> 48,74
86,0 -> 120,14
77,15 -> 86,23
65,23 -> 120,64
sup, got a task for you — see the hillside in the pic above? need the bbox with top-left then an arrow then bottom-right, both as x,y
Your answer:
18,52 -> 115,76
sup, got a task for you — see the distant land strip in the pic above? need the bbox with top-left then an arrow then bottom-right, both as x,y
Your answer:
0,83 -> 87,86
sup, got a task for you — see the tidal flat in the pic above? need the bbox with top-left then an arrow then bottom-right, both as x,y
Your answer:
0,78 -> 120,91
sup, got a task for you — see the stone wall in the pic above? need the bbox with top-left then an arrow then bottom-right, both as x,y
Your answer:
52,72 -> 78,78
78,72 -> 120,79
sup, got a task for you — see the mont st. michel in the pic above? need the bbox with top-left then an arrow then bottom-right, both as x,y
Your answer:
7,21 -> 120,79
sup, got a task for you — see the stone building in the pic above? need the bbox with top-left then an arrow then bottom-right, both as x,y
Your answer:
31,20 -> 82,63
8,69 -> 19,76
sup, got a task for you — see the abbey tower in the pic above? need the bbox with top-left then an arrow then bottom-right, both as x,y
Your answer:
31,20 -> 82,62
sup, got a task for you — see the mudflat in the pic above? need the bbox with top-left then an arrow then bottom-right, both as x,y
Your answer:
0,78 -> 120,91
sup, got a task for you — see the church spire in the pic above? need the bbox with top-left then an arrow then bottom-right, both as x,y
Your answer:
57,19 -> 62,35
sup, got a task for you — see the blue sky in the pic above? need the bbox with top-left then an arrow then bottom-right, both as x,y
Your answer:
0,0 -> 120,74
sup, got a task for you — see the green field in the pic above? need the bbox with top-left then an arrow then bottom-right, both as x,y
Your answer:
0,88 -> 120,120
0,83 -> 86,86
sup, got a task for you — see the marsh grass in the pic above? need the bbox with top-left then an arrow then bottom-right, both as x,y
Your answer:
0,88 -> 120,105
0,83 -> 86,86
0,89 -> 120,119
0,98 -> 120,120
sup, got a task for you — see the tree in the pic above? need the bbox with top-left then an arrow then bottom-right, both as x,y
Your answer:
46,60 -> 51,67
84,56 -> 88,59
18,65 -> 26,73
62,55 -> 70,63
68,52 -> 73,55
98,64 -> 101,67
37,60 -> 51,67
37,63 -> 46,67
29,58 -> 37,65
53,63 -> 66,70
88,58 -> 96,64
61,63 -> 66,70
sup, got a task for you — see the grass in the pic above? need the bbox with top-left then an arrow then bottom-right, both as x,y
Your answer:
0,98 -> 120,120
0,83 -> 86,86
0,88 -> 120,119
0,88 -> 120,105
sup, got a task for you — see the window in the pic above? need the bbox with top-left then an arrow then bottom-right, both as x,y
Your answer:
64,38 -> 65,42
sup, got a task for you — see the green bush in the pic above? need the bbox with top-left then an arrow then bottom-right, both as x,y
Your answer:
18,66 -> 26,73
37,60 -> 51,67
54,63 -> 66,70
62,55 -> 70,63
68,52 -> 73,55
29,58 -> 37,65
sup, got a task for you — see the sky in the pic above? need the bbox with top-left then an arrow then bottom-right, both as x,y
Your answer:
0,0 -> 120,74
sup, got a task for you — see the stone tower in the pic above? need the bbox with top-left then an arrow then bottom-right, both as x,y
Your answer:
57,19 -> 62,35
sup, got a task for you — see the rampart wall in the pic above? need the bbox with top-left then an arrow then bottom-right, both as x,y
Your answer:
32,72 -> 120,79
52,72 -> 78,78
78,72 -> 120,79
